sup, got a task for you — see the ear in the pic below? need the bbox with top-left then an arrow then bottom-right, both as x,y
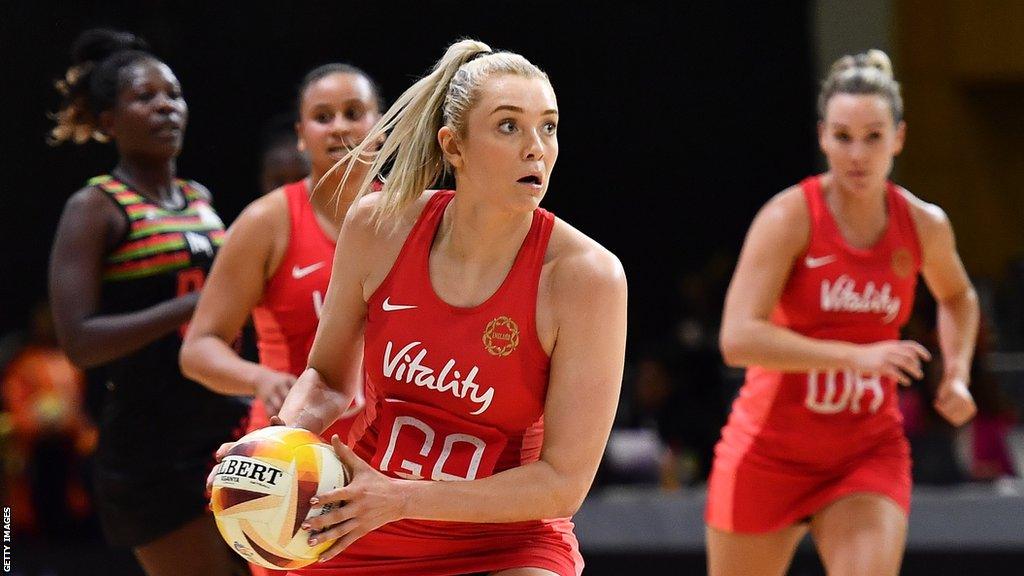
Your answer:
295,121 -> 306,152
816,120 -> 827,153
98,109 -> 116,141
438,126 -> 463,170
893,120 -> 907,156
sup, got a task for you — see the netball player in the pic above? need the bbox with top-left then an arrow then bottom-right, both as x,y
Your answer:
706,50 -> 979,576
220,39 -> 628,575
181,63 -> 382,451
48,28 -> 248,576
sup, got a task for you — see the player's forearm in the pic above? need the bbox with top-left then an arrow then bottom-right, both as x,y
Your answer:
179,333 -> 264,396
397,459 -> 589,523
936,286 -> 979,383
720,319 -> 857,372
278,368 -> 349,435
61,293 -> 198,368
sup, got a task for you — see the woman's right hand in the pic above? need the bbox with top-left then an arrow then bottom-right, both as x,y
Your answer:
207,440 -> 237,495
206,416 -> 288,494
252,370 -> 296,416
849,340 -> 932,385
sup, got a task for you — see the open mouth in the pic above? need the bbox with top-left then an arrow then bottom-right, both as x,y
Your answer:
517,175 -> 542,186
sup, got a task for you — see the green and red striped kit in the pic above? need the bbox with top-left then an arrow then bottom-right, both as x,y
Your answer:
92,174 -> 226,281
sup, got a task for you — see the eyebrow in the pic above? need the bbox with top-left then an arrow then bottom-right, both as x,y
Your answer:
828,121 -> 887,129
309,99 -> 364,108
490,105 -> 558,116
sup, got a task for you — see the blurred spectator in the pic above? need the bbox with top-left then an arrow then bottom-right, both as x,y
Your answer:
600,260 -> 733,490
967,324 -> 1018,480
258,112 -> 309,196
1,301 -> 97,539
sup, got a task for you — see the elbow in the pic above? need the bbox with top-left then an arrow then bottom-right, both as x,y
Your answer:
551,475 -> 592,518
65,347 -> 99,369
719,329 -> 747,368
178,339 -> 204,383
60,336 -> 102,369
556,492 -> 587,518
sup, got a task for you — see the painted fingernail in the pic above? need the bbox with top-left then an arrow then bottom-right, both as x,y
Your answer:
310,497 -> 319,505
301,523 -> 311,531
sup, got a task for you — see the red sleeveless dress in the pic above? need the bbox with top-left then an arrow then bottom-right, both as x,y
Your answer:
296,191 -> 582,575
706,175 -> 922,533
249,180 -> 364,440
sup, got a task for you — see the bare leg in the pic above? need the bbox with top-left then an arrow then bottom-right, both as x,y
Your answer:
133,514 -> 246,576
706,523 -> 808,576
809,493 -> 907,576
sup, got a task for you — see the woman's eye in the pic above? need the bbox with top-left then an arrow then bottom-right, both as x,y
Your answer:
316,113 -> 333,124
498,119 -> 516,133
346,108 -> 365,121
543,122 -> 557,134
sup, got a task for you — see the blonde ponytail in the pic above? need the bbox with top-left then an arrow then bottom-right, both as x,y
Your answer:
323,39 -> 491,227
323,38 -> 550,228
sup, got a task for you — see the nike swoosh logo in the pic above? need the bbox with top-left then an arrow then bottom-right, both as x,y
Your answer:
292,262 -> 326,279
805,255 -> 838,269
382,297 -> 417,312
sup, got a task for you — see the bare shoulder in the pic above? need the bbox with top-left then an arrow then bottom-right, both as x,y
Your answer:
66,183 -> 106,209
546,218 -> 627,298
346,189 -> 440,245
63,184 -> 121,228
232,188 -> 289,235
757,184 -> 809,235
348,190 -> 441,296
897,186 -> 952,236
740,184 -> 811,258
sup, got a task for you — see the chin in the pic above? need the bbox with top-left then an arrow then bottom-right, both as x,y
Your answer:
521,190 -> 545,208
839,175 -> 880,193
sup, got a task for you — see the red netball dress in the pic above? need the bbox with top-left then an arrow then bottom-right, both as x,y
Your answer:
249,180 -> 364,440
706,175 -> 922,533
296,191 -> 583,576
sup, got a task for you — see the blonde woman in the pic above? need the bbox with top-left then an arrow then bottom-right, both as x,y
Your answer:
706,50 -> 978,576
214,39 -> 627,575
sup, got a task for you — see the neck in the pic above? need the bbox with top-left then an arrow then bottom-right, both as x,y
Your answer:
308,160 -> 368,228
824,172 -> 887,216
114,156 -> 177,199
436,193 -> 534,265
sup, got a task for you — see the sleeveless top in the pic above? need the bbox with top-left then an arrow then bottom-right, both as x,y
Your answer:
90,174 -> 248,472
352,190 -> 554,483
249,180 -> 363,438
718,175 -> 923,468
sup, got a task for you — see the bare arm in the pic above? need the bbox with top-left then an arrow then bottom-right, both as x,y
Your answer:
49,188 -> 198,368
719,188 -> 929,382
910,196 -> 978,425
180,193 -> 294,410
275,197 -> 371,434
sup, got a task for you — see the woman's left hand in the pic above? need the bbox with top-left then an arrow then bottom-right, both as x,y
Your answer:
304,435 -> 410,562
934,376 -> 977,427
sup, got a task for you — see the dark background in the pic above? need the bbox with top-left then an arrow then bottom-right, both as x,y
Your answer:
0,0 -> 818,348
